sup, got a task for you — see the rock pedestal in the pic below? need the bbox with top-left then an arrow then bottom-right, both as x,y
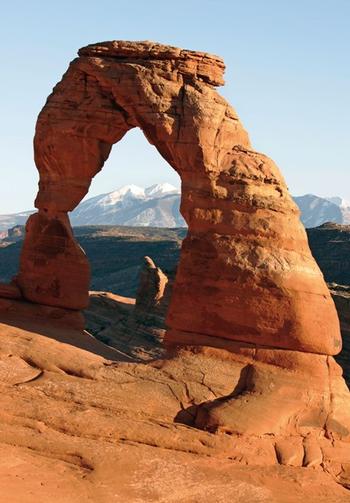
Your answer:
135,256 -> 168,315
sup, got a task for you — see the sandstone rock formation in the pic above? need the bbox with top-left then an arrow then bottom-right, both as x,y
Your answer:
135,256 -> 169,314
85,257 -> 170,360
87,261 -> 350,397
0,40 -> 348,497
15,40 -> 339,356
0,310 -> 348,501
86,290 -> 166,361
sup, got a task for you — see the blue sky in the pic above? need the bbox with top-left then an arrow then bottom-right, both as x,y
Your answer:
1,0 -> 349,213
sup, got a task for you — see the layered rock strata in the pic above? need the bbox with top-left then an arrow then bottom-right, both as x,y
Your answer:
1,40 -> 348,488
15,40 -> 339,355
0,315 -> 348,501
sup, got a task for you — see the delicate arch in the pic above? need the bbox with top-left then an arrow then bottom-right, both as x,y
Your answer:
17,41 -> 340,355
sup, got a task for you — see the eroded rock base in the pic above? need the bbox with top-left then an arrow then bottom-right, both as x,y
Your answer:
0,309 -> 349,501
163,345 -> 350,482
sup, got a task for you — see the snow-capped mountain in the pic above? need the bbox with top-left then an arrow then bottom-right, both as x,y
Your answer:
324,197 -> 350,224
293,195 -> 343,228
70,183 -> 185,227
293,194 -> 350,228
326,197 -> 350,209
1,186 -> 350,231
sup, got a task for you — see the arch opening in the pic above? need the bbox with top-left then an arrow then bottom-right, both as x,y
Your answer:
15,40 -> 340,356
68,126 -> 185,299
78,127 -> 182,211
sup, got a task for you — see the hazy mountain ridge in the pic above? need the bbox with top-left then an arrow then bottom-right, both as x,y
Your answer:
1,184 -> 350,231
70,183 -> 185,227
0,211 -> 34,234
293,194 -> 347,228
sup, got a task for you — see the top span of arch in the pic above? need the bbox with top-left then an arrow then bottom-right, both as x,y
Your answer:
33,39 -> 250,214
78,40 -> 225,86
17,40 -> 342,358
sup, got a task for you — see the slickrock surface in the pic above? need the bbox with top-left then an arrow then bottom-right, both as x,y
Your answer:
85,290 -> 165,361
0,311 -> 349,502
2,40 -> 350,499
86,267 -> 350,389
83,256 -> 169,360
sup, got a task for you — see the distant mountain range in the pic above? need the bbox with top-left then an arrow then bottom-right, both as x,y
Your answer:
0,183 -> 185,232
0,184 -> 349,231
70,183 -> 185,227
293,194 -> 350,228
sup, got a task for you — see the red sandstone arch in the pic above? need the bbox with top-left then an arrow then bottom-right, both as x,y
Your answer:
17,41 -> 341,356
